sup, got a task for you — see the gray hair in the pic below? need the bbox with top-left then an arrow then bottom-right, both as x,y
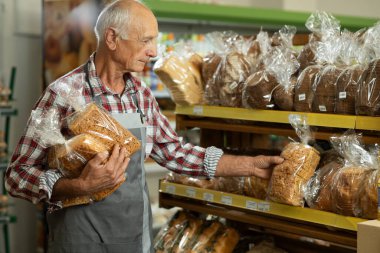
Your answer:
94,0 -> 144,45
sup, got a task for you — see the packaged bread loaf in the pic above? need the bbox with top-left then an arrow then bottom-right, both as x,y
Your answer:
329,132 -> 380,219
312,65 -> 342,113
154,52 -> 204,106
356,59 -> 380,116
243,176 -> 269,200
268,115 -> 320,206
164,172 -> 217,190
336,65 -> 365,114
294,65 -> 322,112
67,102 -> 141,155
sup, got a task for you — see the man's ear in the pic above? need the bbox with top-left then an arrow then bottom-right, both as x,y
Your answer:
104,28 -> 118,50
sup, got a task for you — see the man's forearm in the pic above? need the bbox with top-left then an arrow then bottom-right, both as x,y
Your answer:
51,177 -> 87,202
214,155 -> 254,177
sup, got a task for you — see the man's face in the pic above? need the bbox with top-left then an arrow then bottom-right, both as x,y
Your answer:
115,12 -> 158,73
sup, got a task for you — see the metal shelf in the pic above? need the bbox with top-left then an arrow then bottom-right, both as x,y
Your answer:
175,105 -> 380,132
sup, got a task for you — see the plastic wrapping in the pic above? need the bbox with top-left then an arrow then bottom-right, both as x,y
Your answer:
154,211 -> 240,253
243,176 -> 269,200
67,102 -> 141,155
202,32 -> 251,107
154,48 -> 204,106
294,65 -> 322,112
356,59 -> 380,116
267,28 -> 300,111
215,176 -> 244,195
328,132 -> 379,219
268,115 -> 320,206
164,172 -> 217,190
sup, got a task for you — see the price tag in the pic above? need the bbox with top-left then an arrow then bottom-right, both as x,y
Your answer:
186,188 -> 196,198
203,192 -> 214,202
221,195 -> 232,205
229,82 -> 238,90
246,200 -> 257,210
339,92 -> 347,99
298,94 -> 306,101
319,105 -> 327,112
193,106 -> 203,115
166,185 -> 176,194
258,202 -> 270,212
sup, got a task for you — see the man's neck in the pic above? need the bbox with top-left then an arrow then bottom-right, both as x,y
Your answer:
94,50 -> 126,94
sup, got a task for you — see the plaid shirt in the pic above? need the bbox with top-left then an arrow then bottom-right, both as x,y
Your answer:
5,54 -> 223,207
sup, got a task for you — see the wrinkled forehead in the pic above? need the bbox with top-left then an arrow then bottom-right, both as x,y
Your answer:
129,9 -> 158,39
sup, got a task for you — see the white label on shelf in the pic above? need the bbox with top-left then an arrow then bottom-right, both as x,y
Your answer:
221,195 -> 232,205
193,106 -> 203,115
339,92 -> 347,99
319,105 -> 327,112
258,202 -> 270,212
246,200 -> 257,210
166,185 -> 176,194
298,94 -> 306,101
186,188 -> 196,198
203,192 -> 214,202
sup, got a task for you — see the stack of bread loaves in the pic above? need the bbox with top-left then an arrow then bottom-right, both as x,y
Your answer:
154,53 -> 204,106
48,102 -> 141,207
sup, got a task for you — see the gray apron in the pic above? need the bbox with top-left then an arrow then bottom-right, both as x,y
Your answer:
47,113 -> 153,253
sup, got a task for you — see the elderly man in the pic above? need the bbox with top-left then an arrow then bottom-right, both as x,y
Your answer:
5,1 -> 283,252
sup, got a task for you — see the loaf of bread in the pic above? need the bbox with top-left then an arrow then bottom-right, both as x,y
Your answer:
243,176 -> 269,200
268,142 -> 320,206
154,55 -> 204,105
68,103 -> 141,155
273,76 -> 297,111
176,216 -> 203,252
202,53 -> 222,105
47,133 -> 108,178
312,65 -> 341,113
336,65 -> 364,115
218,52 -> 251,108
242,70 -> 278,109
356,59 -> 380,116
356,169 -> 379,219
297,43 -> 317,71
294,65 -> 321,112
191,221 -> 223,252
212,227 -> 240,253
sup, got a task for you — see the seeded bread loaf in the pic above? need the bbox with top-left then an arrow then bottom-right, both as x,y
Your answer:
68,103 -> 141,155
294,65 -> 321,112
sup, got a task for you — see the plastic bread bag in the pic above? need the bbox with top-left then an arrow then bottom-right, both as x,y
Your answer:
329,131 -> 379,219
267,114 -> 320,206
269,30 -> 300,111
361,21 -> 380,61
214,176 -> 245,195
203,31 -> 251,108
153,43 -> 205,106
243,175 -> 269,200
164,172 -> 218,190
154,210 -> 190,252
311,32 -> 343,114
335,30 -> 368,115
298,11 -> 341,70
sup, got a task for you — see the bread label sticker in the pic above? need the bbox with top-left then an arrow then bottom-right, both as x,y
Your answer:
193,106 -> 203,115
221,195 -> 232,205
166,185 -> 176,194
258,202 -> 270,212
339,92 -> 347,99
203,192 -> 214,202
246,200 -> 257,210
319,105 -> 327,112
298,94 -> 306,101
229,82 -> 238,90
186,188 -> 196,198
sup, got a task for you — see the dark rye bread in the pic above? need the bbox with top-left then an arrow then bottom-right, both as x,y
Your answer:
68,103 -> 141,155
202,53 -> 222,105
297,43 -> 316,71
242,70 -> 278,109
312,65 -> 342,113
294,65 -> 322,112
356,59 -> 380,116
336,65 -> 364,115
273,76 -> 297,111
218,52 -> 251,107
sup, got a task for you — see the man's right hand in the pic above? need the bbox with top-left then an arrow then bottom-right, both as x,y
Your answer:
51,144 -> 130,201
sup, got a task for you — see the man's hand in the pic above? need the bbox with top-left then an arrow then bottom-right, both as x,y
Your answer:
51,144 -> 130,201
214,154 -> 284,179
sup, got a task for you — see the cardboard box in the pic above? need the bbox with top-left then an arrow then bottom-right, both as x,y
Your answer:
358,220 -> 380,253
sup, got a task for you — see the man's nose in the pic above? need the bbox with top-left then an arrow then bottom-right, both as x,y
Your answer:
146,43 -> 157,58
